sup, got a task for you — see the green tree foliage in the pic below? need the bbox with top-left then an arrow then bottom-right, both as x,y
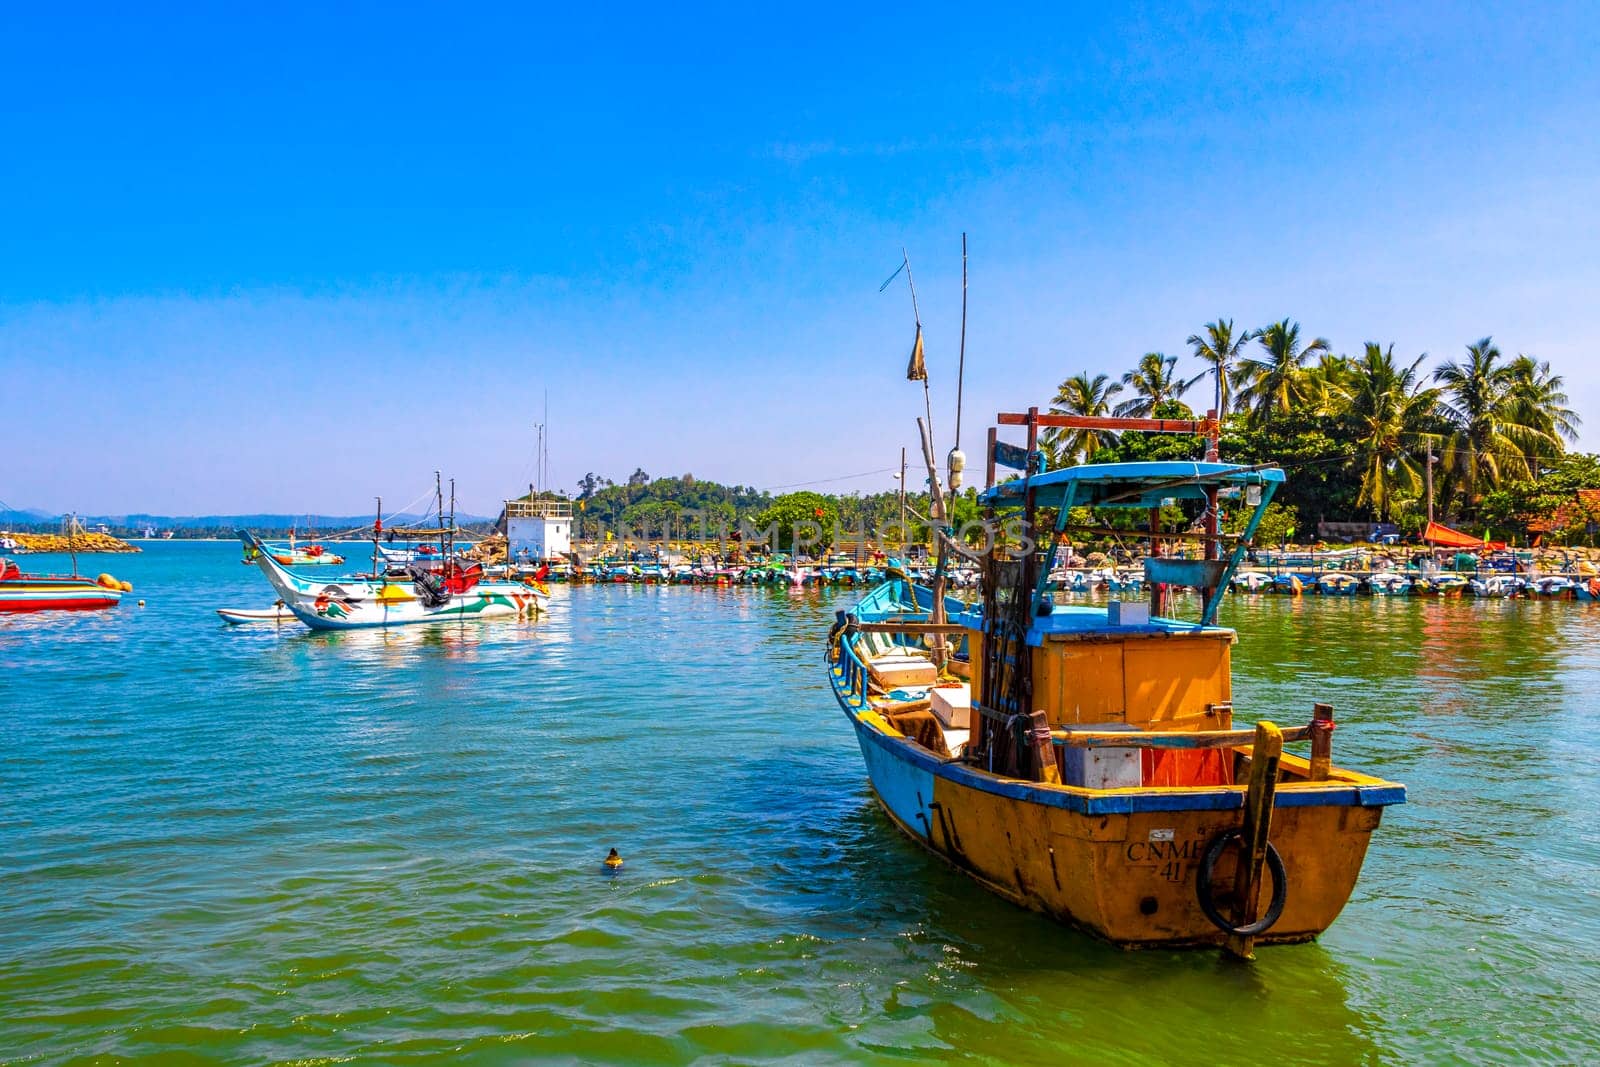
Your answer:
1115,353 -> 1197,418
1093,401 -> 1203,462
1505,354 -> 1580,475
1186,318 -> 1253,420
570,327 -> 1585,549
1224,500 -> 1300,546
1434,337 -> 1559,506
1479,453 -> 1600,542
1238,319 -> 1330,422
751,491 -> 840,552
1053,326 -> 1582,532
1342,344 -> 1443,521
574,474 -> 770,538
1044,372 -> 1122,465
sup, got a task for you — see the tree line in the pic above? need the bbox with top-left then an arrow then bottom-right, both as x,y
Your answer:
1046,322 -> 1590,540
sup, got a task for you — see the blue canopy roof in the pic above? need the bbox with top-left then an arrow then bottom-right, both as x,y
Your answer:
978,461 -> 1285,510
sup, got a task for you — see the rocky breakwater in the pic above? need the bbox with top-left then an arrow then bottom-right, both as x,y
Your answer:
8,531 -> 141,553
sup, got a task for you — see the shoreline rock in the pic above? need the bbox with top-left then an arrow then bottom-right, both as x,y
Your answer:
4,532 -> 141,554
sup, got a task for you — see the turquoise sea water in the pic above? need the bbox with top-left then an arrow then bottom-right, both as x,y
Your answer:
2,542 -> 1597,1064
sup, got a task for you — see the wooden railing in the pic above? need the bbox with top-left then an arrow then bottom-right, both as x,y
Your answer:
971,702 -> 1337,779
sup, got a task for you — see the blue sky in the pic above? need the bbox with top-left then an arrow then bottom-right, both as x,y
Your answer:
4,3 -> 1598,515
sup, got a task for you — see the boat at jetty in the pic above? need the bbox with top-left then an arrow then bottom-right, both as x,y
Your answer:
827,409 -> 1404,956
0,558 -> 129,612
239,532 -> 544,630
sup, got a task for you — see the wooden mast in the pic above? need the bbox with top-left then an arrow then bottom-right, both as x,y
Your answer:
371,496 -> 382,576
917,416 -> 950,668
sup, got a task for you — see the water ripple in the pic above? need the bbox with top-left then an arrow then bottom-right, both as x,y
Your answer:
1,544 -> 1597,1062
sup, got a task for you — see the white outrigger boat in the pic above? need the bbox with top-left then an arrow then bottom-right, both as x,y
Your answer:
217,603 -> 301,625
239,531 -> 544,630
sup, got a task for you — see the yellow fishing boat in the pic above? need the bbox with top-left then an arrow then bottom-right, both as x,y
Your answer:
827,409 -> 1404,957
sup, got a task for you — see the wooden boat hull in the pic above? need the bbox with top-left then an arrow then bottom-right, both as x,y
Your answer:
0,578 -> 123,612
835,669 -> 1399,947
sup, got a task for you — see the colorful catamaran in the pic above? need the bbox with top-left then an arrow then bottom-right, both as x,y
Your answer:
827,407 -> 1405,956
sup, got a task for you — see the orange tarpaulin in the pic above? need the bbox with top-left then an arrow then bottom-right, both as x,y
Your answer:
1423,521 -> 1505,551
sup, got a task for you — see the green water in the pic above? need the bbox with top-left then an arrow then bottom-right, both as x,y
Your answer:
2,543 -> 1596,1064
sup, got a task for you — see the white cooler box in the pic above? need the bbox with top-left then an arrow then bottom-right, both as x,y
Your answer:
1061,722 -> 1142,789
929,684 -> 972,728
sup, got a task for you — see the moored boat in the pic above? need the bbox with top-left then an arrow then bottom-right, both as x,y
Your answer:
1417,573 -> 1470,597
217,603 -> 301,625
1367,572 -> 1413,595
1529,575 -> 1575,599
826,416 -> 1404,956
0,558 -> 128,612
253,539 -> 346,566
1469,573 -> 1526,598
1232,570 -> 1272,593
1317,572 -> 1363,596
239,532 -> 544,630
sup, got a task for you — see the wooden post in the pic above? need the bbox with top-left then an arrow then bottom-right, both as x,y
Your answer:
1023,406 -> 1040,610
1310,702 -> 1334,781
1226,720 -> 1284,960
1202,483 -> 1221,617
1028,709 -> 1061,785
986,426 -> 997,490
1148,506 -> 1167,617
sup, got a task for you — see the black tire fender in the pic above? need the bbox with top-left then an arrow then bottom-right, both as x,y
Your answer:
1195,829 -> 1288,938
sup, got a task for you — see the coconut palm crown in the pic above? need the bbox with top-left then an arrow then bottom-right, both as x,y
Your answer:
1045,372 -> 1123,465
1186,318 -> 1253,420
1239,319 -> 1331,421
1114,352 -> 1200,418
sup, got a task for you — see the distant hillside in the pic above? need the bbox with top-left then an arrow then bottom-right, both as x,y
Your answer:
1,511 -> 496,538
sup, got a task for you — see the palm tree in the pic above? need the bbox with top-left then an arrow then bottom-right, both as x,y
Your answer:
1045,372 -> 1123,464
1238,319 -> 1331,422
1301,352 -> 1356,416
1433,337 -> 1554,506
1186,319 -> 1253,420
1114,352 -> 1200,417
1506,354 -> 1580,475
1346,343 -> 1441,520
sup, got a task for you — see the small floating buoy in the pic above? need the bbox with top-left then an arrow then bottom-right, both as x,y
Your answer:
603,848 -> 623,872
